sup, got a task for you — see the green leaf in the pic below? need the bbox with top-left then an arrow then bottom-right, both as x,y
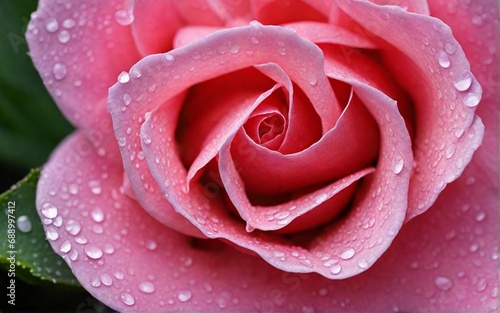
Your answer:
0,168 -> 82,288
0,0 -> 73,170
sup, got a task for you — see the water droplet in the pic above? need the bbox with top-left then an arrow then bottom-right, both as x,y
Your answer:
100,273 -> 113,286
146,240 -> 157,251
88,180 -> 102,195
393,155 -> 404,174
162,53 -> 174,66
278,47 -> 287,56
275,211 -> 290,220
444,42 -> 456,55
358,259 -> 368,269
46,227 -> 59,241
178,290 -> 192,302
62,18 -> 75,29
115,9 -> 134,26
59,240 -> 72,253
454,72 -> 472,91
340,248 -> 355,260
139,281 -> 155,294
118,71 -> 130,83
41,204 -> 58,218
118,136 -> 127,147
445,145 -> 456,159
130,67 -> 142,78
84,244 -> 103,259
53,63 -> 67,80
476,211 -> 486,222
91,207 -> 104,223
103,243 -> 115,254
229,44 -> 240,54
251,36 -> 259,44
69,249 -> 79,261
58,30 -> 70,43
123,93 -> 132,106
434,276 -> 453,291
65,219 -> 82,235
437,51 -> 450,68
330,264 -> 342,274
17,215 -> 32,232
121,292 -> 135,306
46,18 -> 58,33
463,92 -> 481,107
114,271 -> 124,280
308,75 -> 318,86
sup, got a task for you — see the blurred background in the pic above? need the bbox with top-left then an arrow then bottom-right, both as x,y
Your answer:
0,1 -> 114,312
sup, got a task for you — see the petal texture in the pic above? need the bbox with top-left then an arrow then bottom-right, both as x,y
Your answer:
26,0 -> 141,132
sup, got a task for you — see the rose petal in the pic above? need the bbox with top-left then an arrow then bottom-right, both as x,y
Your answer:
337,0 -> 485,220
230,94 -> 379,196
250,0 -> 328,24
283,21 -> 377,48
109,24 -> 340,234
219,135 -> 374,231
174,0 -> 224,26
186,83 -> 283,186
26,0 -> 141,131
131,0 -> 184,55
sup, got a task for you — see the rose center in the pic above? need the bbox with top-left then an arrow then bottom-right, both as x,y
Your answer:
254,114 -> 285,144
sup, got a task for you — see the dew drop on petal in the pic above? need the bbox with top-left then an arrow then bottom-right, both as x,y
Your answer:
444,42 -> 456,55
130,67 -> 142,78
115,9 -> 134,26
121,292 -> 135,306
454,72 -> 472,91
340,248 -> 355,260
463,92 -> 481,107
358,259 -> 368,269
46,227 -> 59,241
41,204 -> 58,218
434,276 -> 453,291
46,18 -> 58,32
88,180 -> 102,195
139,281 -> 155,294
84,244 -> 103,259
100,273 -> 113,286
393,155 -> 404,174
17,215 -> 32,233
330,264 -> 342,275
59,240 -> 72,253
91,207 -> 105,223
123,93 -> 132,106
118,71 -> 130,83
178,290 -> 192,302
62,18 -> 75,29
162,53 -> 174,66
53,63 -> 68,80
65,219 -> 82,235
58,30 -> 70,43
437,50 -> 450,68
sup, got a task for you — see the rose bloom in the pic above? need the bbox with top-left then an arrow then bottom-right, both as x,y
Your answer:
27,0 -> 498,312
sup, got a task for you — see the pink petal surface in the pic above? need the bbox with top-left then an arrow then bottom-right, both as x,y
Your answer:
250,0 -> 328,24
26,0 -> 141,132
219,136 -> 374,232
230,95 -> 379,196
108,24 -> 339,234
283,21 -> 377,48
30,0 -> 499,312
186,84 -> 283,186
140,74 -> 412,280
131,0 -> 183,56
338,0 -> 485,220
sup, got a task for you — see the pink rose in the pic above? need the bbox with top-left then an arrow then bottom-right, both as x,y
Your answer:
28,0 -> 498,312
